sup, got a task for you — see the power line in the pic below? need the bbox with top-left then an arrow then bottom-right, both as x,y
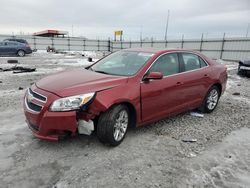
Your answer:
140,25 -> 143,41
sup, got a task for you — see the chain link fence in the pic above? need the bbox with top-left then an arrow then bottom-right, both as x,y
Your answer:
0,34 -> 249,61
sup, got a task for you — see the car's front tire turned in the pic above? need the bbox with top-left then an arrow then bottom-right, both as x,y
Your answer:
97,104 -> 130,146
200,86 -> 220,113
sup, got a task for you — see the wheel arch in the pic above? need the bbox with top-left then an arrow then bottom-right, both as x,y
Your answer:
105,101 -> 137,128
16,49 -> 25,55
212,82 -> 222,96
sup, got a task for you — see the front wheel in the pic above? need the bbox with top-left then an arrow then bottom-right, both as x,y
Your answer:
97,104 -> 130,146
200,86 -> 220,113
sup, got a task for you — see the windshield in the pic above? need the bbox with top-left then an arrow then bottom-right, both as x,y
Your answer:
90,51 -> 154,76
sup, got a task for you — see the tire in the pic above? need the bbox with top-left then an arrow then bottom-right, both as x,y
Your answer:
199,86 -> 220,113
97,104 -> 130,146
17,50 -> 25,57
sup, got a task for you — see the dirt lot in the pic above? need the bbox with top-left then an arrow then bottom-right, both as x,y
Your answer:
0,52 -> 249,188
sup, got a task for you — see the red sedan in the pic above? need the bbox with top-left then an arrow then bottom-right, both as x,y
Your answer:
23,48 -> 227,146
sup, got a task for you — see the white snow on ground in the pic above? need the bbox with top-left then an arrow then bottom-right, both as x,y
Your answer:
60,58 -> 97,66
0,89 -> 24,98
226,64 -> 238,71
0,110 -> 26,134
0,67 -> 67,79
186,128 -> 250,187
42,59 -> 97,67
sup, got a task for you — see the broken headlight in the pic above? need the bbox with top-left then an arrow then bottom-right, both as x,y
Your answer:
49,92 -> 95,112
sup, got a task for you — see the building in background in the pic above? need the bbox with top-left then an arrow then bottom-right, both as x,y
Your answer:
33,30 -> 68,37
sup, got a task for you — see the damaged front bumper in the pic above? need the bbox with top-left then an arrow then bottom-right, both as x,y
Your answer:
23,86 -> 95,141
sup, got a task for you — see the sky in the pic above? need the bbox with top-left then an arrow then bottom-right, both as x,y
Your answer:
0,0 -> 249,40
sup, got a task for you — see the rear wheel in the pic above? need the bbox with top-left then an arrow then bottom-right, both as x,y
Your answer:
200,86 -> 220,113
17,50 -> 25,57
97,104 -> 130,146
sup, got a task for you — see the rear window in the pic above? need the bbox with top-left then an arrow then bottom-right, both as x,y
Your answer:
199,57 -> 208,68
181,53 -> 207,71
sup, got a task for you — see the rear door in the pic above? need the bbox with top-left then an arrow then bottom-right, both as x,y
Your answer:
6,42 -> 18,54
177,52 -> 211,109
140,53 -> 185,122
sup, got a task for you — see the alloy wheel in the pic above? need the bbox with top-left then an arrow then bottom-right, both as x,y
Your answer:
113,110 -> 128,142
207,89 -> 219,110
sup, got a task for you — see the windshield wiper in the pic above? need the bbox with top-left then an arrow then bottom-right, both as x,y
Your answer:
87,66 -> 93,71
89,68 -> 121,76
93,70 -> 110,75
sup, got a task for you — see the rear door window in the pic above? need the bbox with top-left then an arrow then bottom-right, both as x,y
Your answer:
7,42 -> 16,46
199,57 -> 208,68
181,53 -> 207,71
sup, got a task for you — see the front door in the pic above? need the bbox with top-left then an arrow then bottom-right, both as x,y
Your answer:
140,53 -> 185,122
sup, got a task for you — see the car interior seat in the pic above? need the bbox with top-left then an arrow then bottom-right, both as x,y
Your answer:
186,58 -> 199,71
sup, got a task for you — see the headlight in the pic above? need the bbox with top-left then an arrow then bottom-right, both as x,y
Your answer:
50,92 -> 95,112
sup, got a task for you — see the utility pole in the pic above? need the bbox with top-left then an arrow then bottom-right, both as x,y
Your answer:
246,23 -> 250,38
140,25 -> 143,41
164,10 -> 170,41
71,25 -> 74,37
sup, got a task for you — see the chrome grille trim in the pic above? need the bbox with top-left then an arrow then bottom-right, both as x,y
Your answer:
28,88 -> 47,103
24,96 -> 42,113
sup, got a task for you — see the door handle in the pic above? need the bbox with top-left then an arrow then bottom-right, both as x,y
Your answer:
204,74 -> 209,77
176,82 -> 183,85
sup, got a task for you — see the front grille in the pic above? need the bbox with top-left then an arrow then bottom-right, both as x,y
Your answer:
29,88 -> 47,102
25,88 -> 47,113
26,98 -> 42,112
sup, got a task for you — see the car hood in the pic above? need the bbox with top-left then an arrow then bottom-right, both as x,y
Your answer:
36,69 -> 128,97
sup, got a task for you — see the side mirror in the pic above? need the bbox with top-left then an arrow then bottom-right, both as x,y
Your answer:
143,72 -> 163,81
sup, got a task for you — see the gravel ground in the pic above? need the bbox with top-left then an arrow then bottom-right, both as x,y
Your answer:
0,52 -> 249,188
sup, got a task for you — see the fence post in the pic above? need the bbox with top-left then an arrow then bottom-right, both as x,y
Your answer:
68,37 -> 70,51
129,40 -> 132,48
165,39 -> 167,48
51,37 -> 54,49
220,33 -> 226,59
199,33 -> 203,52
107,39 -> 111,52
151,38 -> 154,47
181,34 -> 184,49
83,39 -> 86,51
97,39 -> 100,51
33,36 -> 36,50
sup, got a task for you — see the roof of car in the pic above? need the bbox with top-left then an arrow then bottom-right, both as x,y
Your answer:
4,38 -> 28,43
4,38 -> 27,41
